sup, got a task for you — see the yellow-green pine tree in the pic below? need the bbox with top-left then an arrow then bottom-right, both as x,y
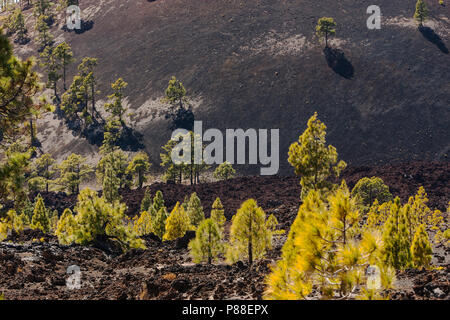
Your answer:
31,194 -> 50,233
152,207 -> 169,240
189,218 -> 223,264
288,112 -> 346,198
55,208 -> 76,245
133,210 -> 152,236
411,224 -> 433,269
186,192 -> 205,228
163,202 -> 190,241
210,197 -> 226,232
227,199 -> 272,265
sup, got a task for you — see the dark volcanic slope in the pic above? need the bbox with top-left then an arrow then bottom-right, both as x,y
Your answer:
11,0 -> 450,173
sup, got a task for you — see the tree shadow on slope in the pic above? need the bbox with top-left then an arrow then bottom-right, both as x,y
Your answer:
117,125 -> 145,152
323,47 -> 354,79
419,26 -> 449,54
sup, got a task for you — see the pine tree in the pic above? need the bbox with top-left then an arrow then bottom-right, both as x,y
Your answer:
210,197 -> 226,231
288,112 -> 346,198
53,42 -> 74,90
382,198 -> 412,270
186,192 -> 205,228
100,117 -> 123,152
411,224 -> 433,269
140,188 -> 153,212
0,209 -> 28,240
14,9 -> 28,44
102,160 -> 121,203
189,218 -> 223,264
414,0 -> 428,27
55,208 -> 75,245
316,17 -> 336,47
351,177 -> 392,210
265,185 -> 393,300
35,15 -> 53,50
133,210 -> 152,236
126,152 -> 151,189
214,161 -> 236,181
152,207 -> 168,240
163,202 -> 190,241
0,29 -> 41,142
104,78 -> 128,125
31,194 -> 50,233
57,153 -> 92,194
71,188 -> 145,250
0,149 -> 30,207
151,190 -> 165,213
96,149 -> 129,190
160,136 -> 185,183
40,45 -> 62,98
227,199 -> 272,265
32,153 -> 56,193
165,76 -> 187,109
78,57 -> 99,118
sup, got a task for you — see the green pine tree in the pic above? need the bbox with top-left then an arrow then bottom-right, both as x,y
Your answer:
189,218 -> 223,264
227,199 -> 272,265
411,224 -> 433,269
186,192 -> 205,228
288,112 -> 346,198
316,17 -> 336,47
414,0 -> 429,27
210,197 -> 226,231
31,194 -> 50,233
140,188 -> 153,212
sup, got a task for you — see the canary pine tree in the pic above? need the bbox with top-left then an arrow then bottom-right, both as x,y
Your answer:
214,161 -> 235,181
126,152 -> 151,189
55,208 -> 76,245
163,202 -> 190,241
31,194 -> 50,233
149,190 -> 165,220
133,210 -> 152,236
140,189 -> 153,212
152,207 -> 169,240
210,197 -> 226,231
53,42 -> 74,91
414,0 -> 428,27
316,17 -> 336,47
265,183 -> 394,300
102,160 -> 121,203
227,199 -> 272,265
68,188 -> 145,250
382,198 -> 412,270
411,224 -> 433,269
96,149 -> 129,189
104,78 -> 128,124
189,218 -> 223,264
32,153 -> 56,193
58,153 -> 92,194
0,210 -> 28,240
351,177 -> 392,210
288,112 -> 346,198
186,192 -> 205,228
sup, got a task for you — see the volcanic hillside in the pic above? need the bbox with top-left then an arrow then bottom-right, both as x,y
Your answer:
9,0 -> 450,172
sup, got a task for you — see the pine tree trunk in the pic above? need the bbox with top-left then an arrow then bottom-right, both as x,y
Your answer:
248,217 -> 253,265
208,230 -> 212,264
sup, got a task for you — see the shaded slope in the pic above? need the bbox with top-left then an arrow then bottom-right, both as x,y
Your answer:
11,0 -> 450,172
